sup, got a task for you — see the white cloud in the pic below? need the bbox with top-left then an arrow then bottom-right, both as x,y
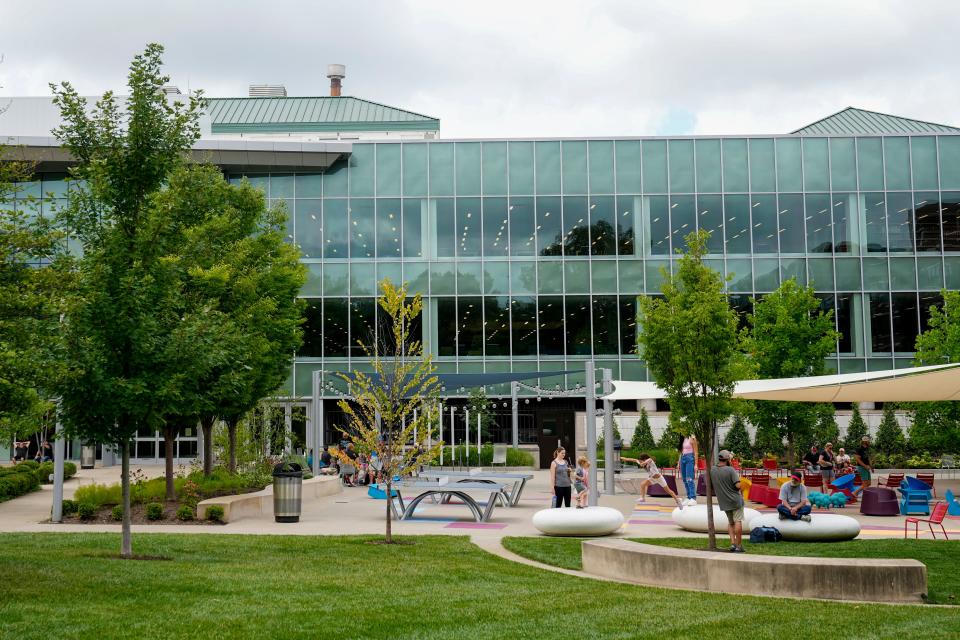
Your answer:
1,0 -> 957,137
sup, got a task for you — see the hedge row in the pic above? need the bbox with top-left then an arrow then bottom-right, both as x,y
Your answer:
0,461 -> 78,502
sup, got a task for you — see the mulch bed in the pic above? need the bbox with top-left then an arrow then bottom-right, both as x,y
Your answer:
61,502 -> 225,526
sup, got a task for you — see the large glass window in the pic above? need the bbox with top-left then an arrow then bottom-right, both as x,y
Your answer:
482,142 -> 508,196
508,142 -> 535,195
456,143 -> 481,196
483,197 -> 509,256
565,296 -> 592,355
647,195 -> 670,255
402,199 -> 424,258
911,137 -> 939,191
436,298 -> 457,357
722,138 -> 749,192
886,192 -> 914,252
890,293 -> 918,353
295,199 -> 322,259
751,195 -> 777,254
402,144 -> 428,196
864,194 -> 887,252
941,137 -> 960,189
350,298 -> 376,357
376,199 -> 401,257
805,193 -> 832,253
537,196 -> 563,256
538,296 -> 565,355
749,139 -> 776,192
919,292 -> 945,335
324,199 -> 348,258
484,297 -> 510,356
802,138 -> 829,191
589,140 -> 615,193
776,138 -> 803,192
376,144 -> 401,196
536,141 -> 562,194
724,194 -> 750,254
832,194 -> 856,254
615,141 -> 642,192
668,140 -> 694,192
884,137 -> 911,190
349,199 -> 375,258
429,144 -> 454,196
857,138 -> 884,191
511,297 -> 537,356
669,195 -> 695,252
618,295 -> 638,355
941,192 -> 960,251
457,262 -> 482,294
562,196 -> 589,255
697,194 -> 723,254
869,293 -> 892,354
295,174 -> 322,198
642,140 -> 668,193
509,197 -> 536,256
593,296 -> 618,355
778,194 -> 805,253
835,293 -> 854,354
324,159 -> 348,197
616,195 -> 639,255
483,262 -> 509,294
457,296 -> 483,356
299,300 -> 323,357
695,139 -> 722,192
349,146 -> 374,197
590,196 -> 616,255
562,141 -> 588,194
457,197 -> 482,257
914,192 -> 941,252
830,138 -> 857,191
435,198 -> 456,258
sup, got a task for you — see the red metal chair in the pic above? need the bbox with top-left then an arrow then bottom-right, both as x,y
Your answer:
762,458 -> 779,476
804,473 -> 823,489
762,485 -> 781,509
882,473 -> 904,489
904,502 -> 950,540
732,459 -> 741,470
696,457 -> 706,471
751,472 -> 770,487
916,473 -> 937,497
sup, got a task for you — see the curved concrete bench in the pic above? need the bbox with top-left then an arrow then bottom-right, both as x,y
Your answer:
582,539 -> 926,603
197,476 -> 341,523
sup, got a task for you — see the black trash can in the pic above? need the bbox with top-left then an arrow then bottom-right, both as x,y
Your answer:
272,462 -> 303,523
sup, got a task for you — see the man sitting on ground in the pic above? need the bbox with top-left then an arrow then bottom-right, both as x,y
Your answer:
778,472 -> 812,522
710,450 -> 745,553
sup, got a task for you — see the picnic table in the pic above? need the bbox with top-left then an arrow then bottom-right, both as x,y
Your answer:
418,470 -> 534,507
391,481 -> 510,523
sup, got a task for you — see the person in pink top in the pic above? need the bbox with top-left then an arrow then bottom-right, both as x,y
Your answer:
679,434 -> 698,506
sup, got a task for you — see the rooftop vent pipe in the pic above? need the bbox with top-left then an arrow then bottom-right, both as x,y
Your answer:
161,85 -> 182,95
249,84 -> 287,97
327,64 -> 345,97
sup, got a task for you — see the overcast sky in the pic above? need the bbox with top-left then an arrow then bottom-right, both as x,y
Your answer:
2,0 -> 957,138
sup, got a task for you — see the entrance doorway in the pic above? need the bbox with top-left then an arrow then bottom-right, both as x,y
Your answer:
537,411 -> 575,468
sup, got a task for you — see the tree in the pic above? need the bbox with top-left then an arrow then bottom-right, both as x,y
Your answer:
812,404 -> 841,448
51,44 -> 204,558
334,279 -> 442,543
875,405 -> 906,455
596,419 -> 622,454
752,420 -> 784,457
638,230 -> 741,550
911,290 -> 960,454
742,279 -> 839,467
0,148 -> 71,442
722,414 -> 751,458
844,404 -> 869,450
630,408 -> 656,451
466,386 -> 496,442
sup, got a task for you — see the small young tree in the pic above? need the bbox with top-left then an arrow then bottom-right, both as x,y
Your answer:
334,280 -> 442,543
875,404 -> 906,455
639,230 -> 741,550
910,290 -> 960,454
722,414 -> 752,459
753,421 -> 784,457
813,404 -> 841,447
630,408 -> 656,451
844,404 -> 869,450
466,386 -> 496,443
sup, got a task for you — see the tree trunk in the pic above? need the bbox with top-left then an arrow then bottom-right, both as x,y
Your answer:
201,417 -> 214,476
786,431 -> 796,471
163,426 -> 176,501
228,418 -> 237,473
121,439 -> 132,558
385,479 -> 393,544
704,421 -> 717,551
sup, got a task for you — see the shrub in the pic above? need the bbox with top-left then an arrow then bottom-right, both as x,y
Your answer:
77,502 -> 96,520
722,415 -> 752,458
18,459 -> 39,469
630,409 -> 656,451
906,451 -> 941,469
74,483 -> 121,510
176,505 -> 194,521
64,461 -> 77,478
111,505 -> 124,521
844,405 -> 869,450
146,502 -> 164,521
206,505 -> 225,522
61,499 -> 78,516
875,405 -> 906,455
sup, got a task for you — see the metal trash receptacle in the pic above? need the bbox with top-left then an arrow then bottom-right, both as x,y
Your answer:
272,462 -> 303,523
80,444 -> 96,469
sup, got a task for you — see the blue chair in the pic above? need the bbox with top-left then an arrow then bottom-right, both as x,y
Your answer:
946,489 -> 960,517
899,477 -> 932,516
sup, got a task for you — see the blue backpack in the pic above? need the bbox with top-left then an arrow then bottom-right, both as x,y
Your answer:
749,526 -> 782,543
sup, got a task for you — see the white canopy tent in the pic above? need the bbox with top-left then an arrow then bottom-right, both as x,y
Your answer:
605,362 -> 960,403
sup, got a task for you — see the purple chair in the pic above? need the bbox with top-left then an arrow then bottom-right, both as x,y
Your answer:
859,487 -> 899,516
696,473 -> 707,496
648,473 -> 678,497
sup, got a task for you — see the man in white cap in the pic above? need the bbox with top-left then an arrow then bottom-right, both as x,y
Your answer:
710,449 -> 745,553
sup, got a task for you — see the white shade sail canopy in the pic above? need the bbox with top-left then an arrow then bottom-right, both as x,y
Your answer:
606,363 -> 960,403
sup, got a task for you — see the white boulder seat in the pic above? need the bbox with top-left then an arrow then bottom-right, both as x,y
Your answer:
671,504 -> 762,533
532,507 -> 625,537
750,513 -> 860,541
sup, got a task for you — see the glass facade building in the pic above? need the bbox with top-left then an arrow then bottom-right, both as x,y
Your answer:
227,135 -> 960,406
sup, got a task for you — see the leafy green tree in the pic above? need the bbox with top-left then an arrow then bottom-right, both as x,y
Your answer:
0,149 -> 72,441
333,280 -> 442,543
742,279 -> 839,467
844,404 -> 869,450
752,420 -> 784,457
722,414 -> 752,458
596,419 -> 623,455
630,408 -> 656,451
812,404 -> 841,448
875,404 -> 906,455
51,44 -> 204,557
638,230 -> 741,549
466,387 -> 496,442
911,290 -> 960,453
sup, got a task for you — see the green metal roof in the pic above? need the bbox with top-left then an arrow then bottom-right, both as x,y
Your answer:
791,107 -> 960,136
207,96 -> 440,134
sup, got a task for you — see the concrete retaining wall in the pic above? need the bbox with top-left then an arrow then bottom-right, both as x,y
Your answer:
197,475 -> 341,523
582,539 -> 927,603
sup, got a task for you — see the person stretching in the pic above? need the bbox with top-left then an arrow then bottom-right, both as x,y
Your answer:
778,472 -> 812,522
622,453 -> 683,509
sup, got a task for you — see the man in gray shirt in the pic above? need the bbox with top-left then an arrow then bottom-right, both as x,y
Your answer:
710,450 -> 745,553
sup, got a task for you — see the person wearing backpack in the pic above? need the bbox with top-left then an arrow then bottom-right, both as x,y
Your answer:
710,450 -> 745,553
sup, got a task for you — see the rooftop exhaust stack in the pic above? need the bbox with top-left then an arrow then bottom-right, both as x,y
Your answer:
249,84 -> 287,97
327,64 -> 345,97
161,85 -> 182,95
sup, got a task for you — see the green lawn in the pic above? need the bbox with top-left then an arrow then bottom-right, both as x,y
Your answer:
502,536 -> 960,605
1,534 -> 957,639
